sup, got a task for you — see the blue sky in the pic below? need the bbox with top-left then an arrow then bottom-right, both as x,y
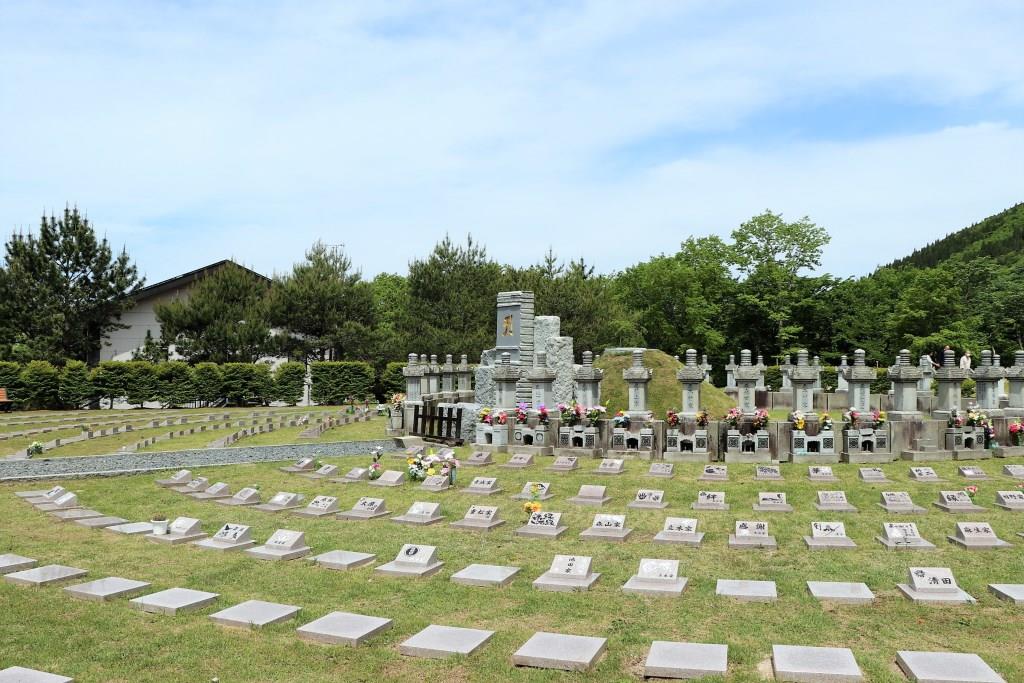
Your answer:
1,1 -> 1022,283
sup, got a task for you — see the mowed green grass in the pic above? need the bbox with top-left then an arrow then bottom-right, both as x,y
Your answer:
2,454 -> 1024,682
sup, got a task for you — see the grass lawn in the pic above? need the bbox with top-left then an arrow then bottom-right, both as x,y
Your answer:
2,452 -> 1024,682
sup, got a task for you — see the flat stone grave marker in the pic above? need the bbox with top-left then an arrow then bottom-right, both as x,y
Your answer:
172,476 -> 209,494
450,505 -> 505,531
147,517 -> 205,544
36,492 -> 80,512
546,456 -> 579,472
897,567 -> 976,603
105,521 -> 155,536
367,470 -> 405,487
501,453 -> 535,469
878,491 -> 926,514
215,487 -> 261,507
716,579 -> 777,602
399,624 -> 495,659
156,469 -> 192,487
50,508 -> 103,521
190,482 -> 231,500
647,462 -> 674,478
877,521 -> 936,550
988,584 -> 1024,604
594,458 -> 624,475
754,491 -> 793,512
129,587 -> 219,615
463,451 -> 494,467
0,554 -> 37,574
14,488 -> 51,499
375,543 -> 444,578
0,666 -> 73,682
73,515 -> 129,529
5,564 -> 87,587
807,465 -> 838,482
512,481 -> 553,501
331,467 -> 369,484
909,466 -> 942,482
959,466 -> 989,480
806,581 -> 875,605
896,651 -> 1006,683
296,611 -> 392,646
405,446 -> 425,457
193,523 -> 256,552
245,529 -> 311,560
532,554 -> 600,592
337,497 -> 390,521
392,502 -> 445,526
252,491 -> 305,513
772,644 -> 864,682
653,517 -> 704,546
729,520 -> 777,549
815,490 -> 858,512
299,464 -> 339,480
292,495 -> 340,518
567,484 -> 610,506
280,457 -> 315,473
805,521 -> 856,549
754,464 -> 783,480
948,521 -> 1011,549
463,476 -> 502,495
512,631 -> 607,672
622,558 -> 687,596
644,641 -> 728,680
450,563 -> 520,588
859,467 -> 889,483
210,599 -> 301,629
24,485 -> 65,505
419,475 -> 450,492
692,490 -> 729,510
995,490 -> 1024,511
64,577 -> 151,601
628,489 -> 667,509
308,550 -> 377,571
699,465 -> 728,481
934,490 -> 986,512
579,513 -> 632,542
1002,464 -> 1024,478
515,511 -> 567,539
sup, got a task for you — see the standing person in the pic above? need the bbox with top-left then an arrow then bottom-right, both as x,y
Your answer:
929,352 -> 940,370
959,350 -> 972,370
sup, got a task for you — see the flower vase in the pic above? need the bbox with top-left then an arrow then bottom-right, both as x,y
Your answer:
448,468 -> 457,485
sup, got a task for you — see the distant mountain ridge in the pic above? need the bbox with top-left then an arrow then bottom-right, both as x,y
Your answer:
887,202 -> 1024,269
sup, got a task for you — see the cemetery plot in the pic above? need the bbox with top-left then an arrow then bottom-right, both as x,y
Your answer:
579,514 -> 632,542
251,491 -> 305,513
330,467 -> 369,484
815,490 -> 858,512
500,453 -> 534,469
462,451 -> 494,467
418,475 -> 450,493
877,491 -> 926,514
209,599 -> 301,629
192,523 -> 256,552
754,464 -> 783,480
298,464 -> 339,480
391,502 -> 445,526
646,462 -> 674,478
692,490 -> 729,510
1002,464 -> 1024,478
512,631 -> 607,672
0,667 -> 73,683
934,490 -> 986,512
245,529 -> 311,560
621,558 -> 687,596
994,490 -> 1024,511
51,509 -> 103,522
988,584 -> 1024,605
627,489 -> 667,509
729,520 -> 777,549
753,491 -> 794,512
807,465 -> 838,482
511,481 -> 553,501
643,641 -> 728,680
653,517 -> 704,546
449,505 -> 505,531
5,564 -> 87,587
876,522 -> 936,550
337,497 -> 390,521
146,517 -> 205,545
806,581 -> 875,605
515,511 -> 567,539
896,651 -> 1006,683
73,515 -> 128,529
367,470 -> 405,487
897,567 -> 976,604
296,611 -> 392,646
308,550 -> 377,571
155,469 -> 192,487
958,466 -> 989,480
545,456 -> 579,472
804,521 -> 856,549
771,644 -> 864,682
698,465 -> 728,481
189,482 -> 232,500
172,477 -> 210,494
399,625 -> 494,659
450,564 -> 520,588
105,521 -> 154,535
374,544 -> 444,578
64,577 -> 150,601
0,554 -> 36,574
462,476 -> 502,495
593,458 -> 624,475
532,555 -> 600,592
567,484 -> 611,506
947,521 -> 1012,549
858,467 -> 889,483
291,496 -> 340,518
214,487 -> 261,507
908,466 -> 942,482
716,579 -> 777,602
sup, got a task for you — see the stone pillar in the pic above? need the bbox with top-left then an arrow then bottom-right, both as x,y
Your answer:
456,354 -> 473,401
734,350 -> 759,414
526,351 -> 556,410
918,354 -> 935,396
972,350 -> 1004,415
494,290 -> 535,405
789,350 -> 817,416
701,354 -> 713,385
933,348 -> 967,420
440,354 -> 456,398
676,349 -> 704,417
725,354 -> 737,388
836,355 -> 849,392
402,353 -> 423,402
842,349 -> 877,414
779,354 -> 793,390
887,349 -> 922,420
812,356 -> 823,392
1005,351 -> 1024,417
574,351 -> 604,407
492,353 -> 520,412
622,349 -> 653,417
754,354 -> 767,389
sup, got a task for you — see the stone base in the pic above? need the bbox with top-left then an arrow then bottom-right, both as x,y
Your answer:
552,447 -> 602,458
804,536 -> 857,549
512,492 -> 553,501
947,536 -> 1012,550
876,537 -> 936,550
815,503 -> 859,513
843,452 -> 896,463
806,581 -> 875,605
462,487 -> 503,496
309,550 -> 376,570
753,504 -> 794,513
296,611 -> 392,646
652,531 -> 704,546
291,508 -> 338,519
512,632 -> 607,671
374,561 -> 444,578
505,444 -> 552,456
450,518 -> 506,532
933,502 -> 987,513
418,483 -> 450,493
450,564 -> 520,588
532,572 -> 600,592
953,449 -> 992,461
728,535 -> 777,549
900,449 -> 954,462
724,452 -> 772,463
772,644 -> 864,683
337,510 -> 391,521
514,526 -> 567,539
579,528 -> 632,542
474,444 -> 508,454
391,514 -> 445,526
567,495 -> 610,506
192,539 -> 256,552
621,577 -> 687,596
662,452 -> 712,463
994,502 -> 1024,512
988,584 -> 1024,603
991,444 -> 1024,458
146,532 -> 207,545
877,504 -> 927,514
251,503 -> 302,513
897,584 -> 976,603
244,545 -> 312,561
716,579 -> 777,601
790,452 -> 840,464
692,503 -> 729,511
627,500 -> 668,510
603,449 -> 654,461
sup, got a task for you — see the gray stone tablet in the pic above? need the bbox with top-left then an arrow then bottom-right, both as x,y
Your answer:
64,577 -> 151,601
693,490 -> 729,510
815,491 -> 858,513
129,587 -> 219,615
50,509 -> 102,521
374,544 -> 444,578
716,579 -> 777,602
1003,464 -> 1024,478
251,491 -> 305,513
400,624 -> 494,658
215,487 -> 261,506
947,521 -> 1011,549
209,599 -> 301,629
0,666 -> 73,682
25,486 -> 66,505
858,467 -> 889,483
877,491 -> 926,514
988,584 -> 1024,604
515,511 -> 567,539
622,558 -> 687,596
105,522 -> 154,535
73,515 -> 128,529
337,497 -> 390,520
653,517 -> 704,546
450,505 -> 505,531
5,564 -> 87,587
0,554 -> 36,574
36,492 -> 81,512
192,523 -> 256,552
189,482 -> 231,500
296,611 -> 392,646
567,484 -> 610,506
545,455 -> 579,472
512,481 -> 553,501
450,564 -> 520,588
628,489 -> 668,509
14,489 -> 51,499
579,513 -> 632,542
994,490 -> 1024,511
155,469 -> 192,487
876,522 -> 936,550
934,490 -> 986,513
754,491 -> 794,512
772,644 -> 863,682
147,517 -> 205,544
897,567 -> 976,603
501,453 -> 534,469
755,464 -> 783,480
292,495 -> 340,518
909,466 -> 943,482
532,555 -> 600,592
647,462 -> 674,478
245,529 -> 311,560
391,502 -> 445,526
462,476 -> 502,495
463,451 -> 494,467
512,631 -> 607,671
330,467 -> 369,484
806,581 -> 875,605
299,464 -> 339,480
308,550 -> 377,571
958,466 -> 988,480
896,650 -> 1006,683
804,521 -> 856,549
699,465 -> 728,481
171,477 -> 209,494
594,458 -> 625,475
644,641 -> 728,679
807,466 -> 839,482
729,520 -> 777,549
418,475 -> 450,492
280,457 -> 315,473
367,470 -> 405,487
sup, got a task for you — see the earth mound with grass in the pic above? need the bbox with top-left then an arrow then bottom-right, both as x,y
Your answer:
595,348 -> 733,418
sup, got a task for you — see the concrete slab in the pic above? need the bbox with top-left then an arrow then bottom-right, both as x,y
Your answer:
772,644 -> 863,682
309,550 -> 377,571
105,522 -> 154,535
296,611 -> 392,646
692,490 -> 729,510
716,579 -> 777,602
567,484 -> 611,506
209,599 -> 301,629
50,509 -> 103,521
897,583 -> 976,604
64,577 -> 151,601
129,587 -> 219,615
192,523 -> 255,552
806,581 -> 875,605
579,513 -> 632,542
896,650 -> 1006,683
988,584 -> 1024,604
291,496 -> 341,518
5,565 -> 87,587
511,631 -> 607,672
337,497 -> 391,520
450,505 -> 505,531
72,516 -> 127,529
399,624 -> 494,658
0,554 -> 36,574
628,489 -> 668,509
643,641 -> 728,679
0,666 -> 73,682
450,564 -> 520,588
647,463 -> 674,478
391,502 -> 445,526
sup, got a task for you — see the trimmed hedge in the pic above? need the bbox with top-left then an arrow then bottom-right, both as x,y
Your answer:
310,361 -> 375,405
274,362 -> 307,405
378,361 -> 406,398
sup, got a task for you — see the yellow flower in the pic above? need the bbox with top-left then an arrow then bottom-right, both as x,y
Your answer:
427,468 -> 435,476
407,458 -> 415,465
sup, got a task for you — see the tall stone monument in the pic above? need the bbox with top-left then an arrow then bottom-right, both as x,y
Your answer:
972,351 -> 1004,415
623,349 -> 653,418
887,349 -> 921,420
676,349 -> 704,417
934,349 -> 967,420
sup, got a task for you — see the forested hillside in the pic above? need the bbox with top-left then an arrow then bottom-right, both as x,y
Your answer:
889,203 -> 1024,269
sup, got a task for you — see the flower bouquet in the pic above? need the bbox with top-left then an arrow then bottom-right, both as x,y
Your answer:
1010,420 -> 1024,446
947,409 -> 965,428
751,408 -> 769,431
695,409 -> 710,429
871,409 -> 887,429
723,407 -> 742,430
389,392 -> 406,412
666,410 -> 680,428
26,441 -> 44,457
819,413 -> 833,431
536,404 -> 550,425
789,410 -> 806,432
478,407 -> 493,424
585,405 -> 606,427
965,484 -> 979,500
515,402 -> 529,424
368,446 -> 384,480
612,410 -> 631,428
